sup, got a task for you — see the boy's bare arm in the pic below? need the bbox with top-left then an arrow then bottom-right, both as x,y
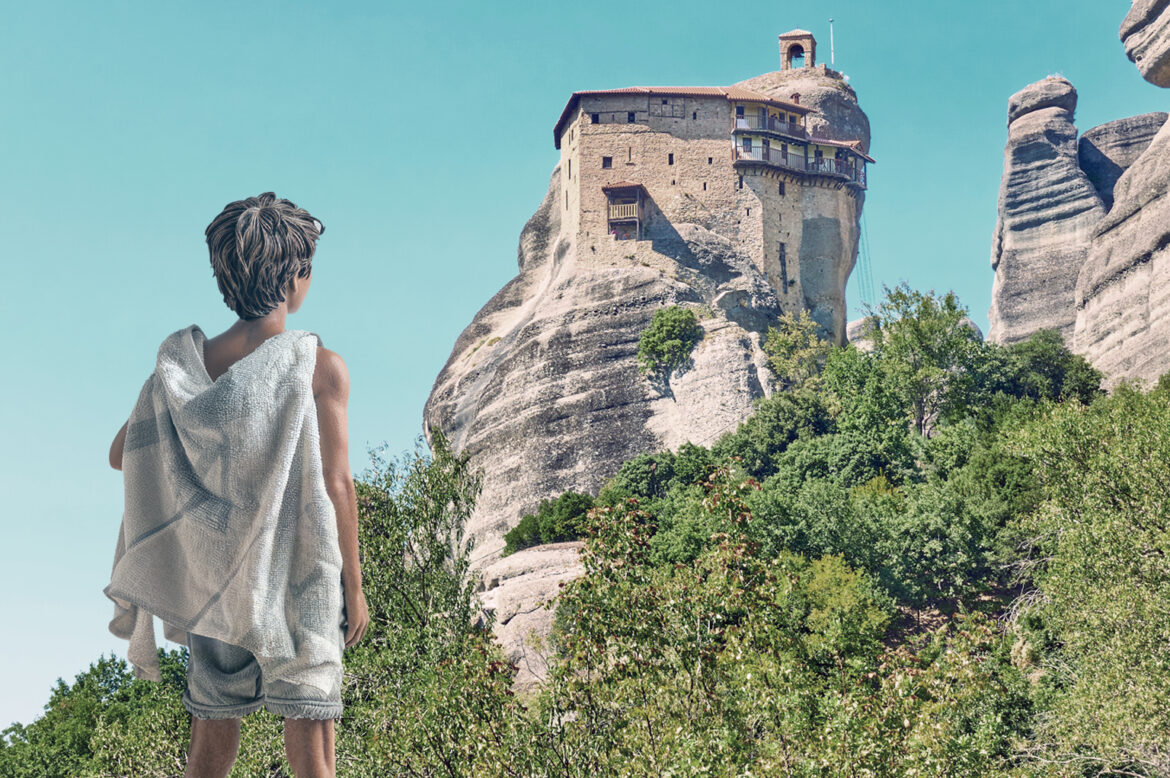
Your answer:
313,348 -> 363,592
315,346 -> 370,648
110,421 -> 128,470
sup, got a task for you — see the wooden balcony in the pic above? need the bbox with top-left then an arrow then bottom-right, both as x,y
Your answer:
807,157 -> 868,187
733,115 -> 807,139
734,147 -> 867,188
608,202 -> 640,220
734,146 -> 803,174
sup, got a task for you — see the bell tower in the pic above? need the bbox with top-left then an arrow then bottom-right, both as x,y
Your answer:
779,29 -> 817,70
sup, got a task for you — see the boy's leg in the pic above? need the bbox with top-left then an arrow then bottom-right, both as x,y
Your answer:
284,717 -> 336,778
184,716 -> 241,778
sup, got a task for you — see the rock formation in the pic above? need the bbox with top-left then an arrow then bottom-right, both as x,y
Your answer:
473,542 -> 584,695
423,47 -> 872,684
424,171 -> 784,575
987,1 -> 1170,387
1071,0 -> 1170,385
988,77 -> 1105,345
1079,113 -> 1167,210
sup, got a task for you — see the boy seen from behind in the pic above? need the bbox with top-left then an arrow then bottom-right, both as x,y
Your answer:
106,192 -> 369,778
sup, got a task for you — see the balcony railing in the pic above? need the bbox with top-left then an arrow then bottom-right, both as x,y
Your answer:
608,202 -> 640,220
808,157 -> 867,186
734,148 -> 867,188
734,146 -> 802,172
734,115 -> 807,139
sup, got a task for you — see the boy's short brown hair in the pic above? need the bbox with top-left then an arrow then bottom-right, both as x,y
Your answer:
205,192 -> 324,320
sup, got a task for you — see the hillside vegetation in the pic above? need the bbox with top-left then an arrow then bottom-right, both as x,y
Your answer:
3,285 -> 1167,777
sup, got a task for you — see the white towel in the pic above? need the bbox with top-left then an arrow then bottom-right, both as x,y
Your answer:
104,324 -> 345,688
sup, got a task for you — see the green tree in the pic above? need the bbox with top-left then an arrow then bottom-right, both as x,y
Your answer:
503,490 -> 595,554
868,284 -> 986,436
636,305 -> 703,376
994,328 -> 1103,404
1009,387 -> 1170,774
710,388 -> 833,480
762,309 -> 833,389
0,649 -> 190,778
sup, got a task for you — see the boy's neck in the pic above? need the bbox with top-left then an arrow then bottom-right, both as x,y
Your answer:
227,305 -> 289,343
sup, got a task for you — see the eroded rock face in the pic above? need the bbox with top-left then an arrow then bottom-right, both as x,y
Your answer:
988,2 -> 1170,385
1068,0 -> 1170,385
1122,0 -> 1170,86
1074,120 -> 1170,384
1079,113 -> 1168,209
989,77 -> 1105,345
473,542 -> 585,695
423,166 -> 781,573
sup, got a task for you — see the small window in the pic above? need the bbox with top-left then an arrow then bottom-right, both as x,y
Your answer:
703,182 -> 707,191
779,243 -> 789,293
735,106 -> 744,117
565,191 -> 568,210
627,112 -> 635,123
628,147 -> 632,161
708,157 -> 713,165
672,179 -> 676,185
668,153 -> 674,165
602,156 -> 612,169
568,159 -> 571,178
738,175 -> 743,190
747,208 -> 751,216
779,181 -> 786,196
591,113 -> 599,124
662,98 -> 668,105
692,111 -> 697,120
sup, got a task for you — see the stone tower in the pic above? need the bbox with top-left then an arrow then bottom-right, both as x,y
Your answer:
779,29 -> 817,70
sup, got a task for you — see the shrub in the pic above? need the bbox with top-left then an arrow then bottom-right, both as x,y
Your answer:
1009,387 -> 1170,773
995,328 -> 1103,404
502,490 -> 595,555
636,305 -> 703,376
762,308 -> 833,388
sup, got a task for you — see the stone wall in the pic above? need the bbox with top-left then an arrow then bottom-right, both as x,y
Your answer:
563,92 -> 862,343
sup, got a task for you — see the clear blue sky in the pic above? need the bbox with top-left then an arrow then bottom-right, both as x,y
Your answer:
0,0 -> 1160,732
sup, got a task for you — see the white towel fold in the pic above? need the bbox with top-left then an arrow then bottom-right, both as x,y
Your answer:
104,324 -> 344,688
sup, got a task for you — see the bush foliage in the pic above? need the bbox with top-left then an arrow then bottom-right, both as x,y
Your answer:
6,287 -> 1165,777
636,305 -> 703,376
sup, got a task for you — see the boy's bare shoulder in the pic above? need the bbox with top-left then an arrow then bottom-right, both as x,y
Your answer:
312,346 -> 349,401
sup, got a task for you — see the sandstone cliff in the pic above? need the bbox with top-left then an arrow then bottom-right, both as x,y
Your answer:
424,165 -> 782,572
1069,1 -> 1170,384
424,66 -> 870,688
1078,113 -> 1167,210
1073,118 -> 1170,383
989,2 -> 1170,386
987,77 -> 1105,345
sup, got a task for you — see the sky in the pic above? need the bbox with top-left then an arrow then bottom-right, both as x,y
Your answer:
0,0 -> 1161,733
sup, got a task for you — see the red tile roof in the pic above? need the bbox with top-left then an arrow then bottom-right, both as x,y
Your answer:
554,86 -> 810,148
601,180 -> 644,191
808,136 -> 876,163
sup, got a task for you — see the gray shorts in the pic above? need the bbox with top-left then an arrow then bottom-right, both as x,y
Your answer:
182,630 -> 345,720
